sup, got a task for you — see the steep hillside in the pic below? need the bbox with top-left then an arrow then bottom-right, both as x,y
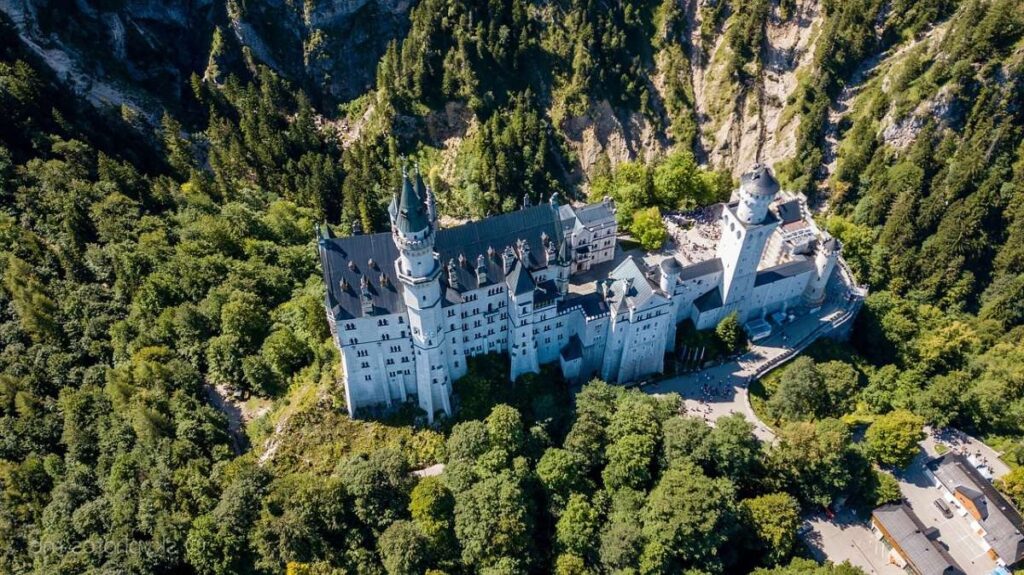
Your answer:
0,0 -> 411,120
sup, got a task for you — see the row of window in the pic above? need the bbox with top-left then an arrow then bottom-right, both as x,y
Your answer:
344,316 -> 405,331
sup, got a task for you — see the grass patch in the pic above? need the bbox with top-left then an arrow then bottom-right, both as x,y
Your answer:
248,356 -> 446,476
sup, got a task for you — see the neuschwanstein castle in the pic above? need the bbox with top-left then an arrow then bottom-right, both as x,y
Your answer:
318,165 -> 843,421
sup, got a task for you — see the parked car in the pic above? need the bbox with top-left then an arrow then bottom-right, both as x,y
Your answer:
934,498 -> 954,519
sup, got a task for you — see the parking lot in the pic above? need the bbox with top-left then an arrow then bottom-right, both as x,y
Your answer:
800,509 -> 905,575
897,449 -> 998,575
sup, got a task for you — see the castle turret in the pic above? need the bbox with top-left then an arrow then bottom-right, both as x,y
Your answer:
391,170 -> 451,422
659,258 -> 681,294
804,235 -> 840,307
735,164 -> 779,225
417,165 -> 437,226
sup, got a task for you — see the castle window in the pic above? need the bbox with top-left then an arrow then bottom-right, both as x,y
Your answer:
344,323 -> 355,330
377,318 -> 388,327
398,316 -> 404,323
357,349 -> 368,357
365,375 -> 372,381
454,361 -> 459,368
360,361 -> 369,369
386,358 -> 394,365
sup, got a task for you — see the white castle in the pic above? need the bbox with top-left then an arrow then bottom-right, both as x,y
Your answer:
318,165 -> 844,422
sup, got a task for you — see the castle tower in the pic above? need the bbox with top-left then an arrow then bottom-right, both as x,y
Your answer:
391,170 -> 451,422
505,246 -> 540,381
804,235 -> 840,307
717,164 -> 782,321
735,164 -> 778,224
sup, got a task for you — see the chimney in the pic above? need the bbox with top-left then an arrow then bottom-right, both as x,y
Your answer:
476,254 -> 488,285
360,275 -> 373,316
502,245 -> 516,274
448,258 -> 459,289
517,238 -> 531,261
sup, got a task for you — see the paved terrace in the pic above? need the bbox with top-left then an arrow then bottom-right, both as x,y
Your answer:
647,263 -> 864,442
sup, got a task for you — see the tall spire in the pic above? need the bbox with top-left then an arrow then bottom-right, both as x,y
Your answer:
418,163 -> 437,224
395,170 -> 430,234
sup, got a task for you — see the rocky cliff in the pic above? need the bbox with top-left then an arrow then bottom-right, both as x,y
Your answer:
0,0 -> 412,123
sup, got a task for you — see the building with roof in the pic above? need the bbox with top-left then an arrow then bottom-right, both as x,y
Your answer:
872,503 -> 963,575
318,164 -> 848,421
927,454 -> 1024,568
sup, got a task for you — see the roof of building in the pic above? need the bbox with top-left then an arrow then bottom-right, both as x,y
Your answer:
561,334 -> 583,361
872,503 -> 962,575
775,199 -> 802,224
395,174 -> 430,234
606,257 -> 665,312
319,233 -> 406,320
574,201 -> 616,227
321,203 -> 568,320
741,164 -> 780,197
535,280 -> 560,308
557,291 -> 608,318
929,454 -> 1024,565
678,257 -> 724,282
506,259 -> 536,296
436,204 -> 565,287
753,258 -> 816,287
693,286 -> 723,313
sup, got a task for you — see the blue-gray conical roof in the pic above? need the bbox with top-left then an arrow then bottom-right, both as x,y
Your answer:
396,173 -> 429,234
741,164 -> 780,197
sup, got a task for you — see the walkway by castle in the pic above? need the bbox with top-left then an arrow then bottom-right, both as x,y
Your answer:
647,258 -> 866,442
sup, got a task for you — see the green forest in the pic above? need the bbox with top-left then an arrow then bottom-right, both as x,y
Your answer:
2,0 -> 1024,573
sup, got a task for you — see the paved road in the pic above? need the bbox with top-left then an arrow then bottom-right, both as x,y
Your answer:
928,429 -> 1011,480
646,300 -> 851,442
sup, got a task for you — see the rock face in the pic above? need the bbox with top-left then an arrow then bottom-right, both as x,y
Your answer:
0,0 -> 412,120
555,0 -> 824,182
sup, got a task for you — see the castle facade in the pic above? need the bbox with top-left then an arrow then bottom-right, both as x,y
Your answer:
318,165 -> 841,421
